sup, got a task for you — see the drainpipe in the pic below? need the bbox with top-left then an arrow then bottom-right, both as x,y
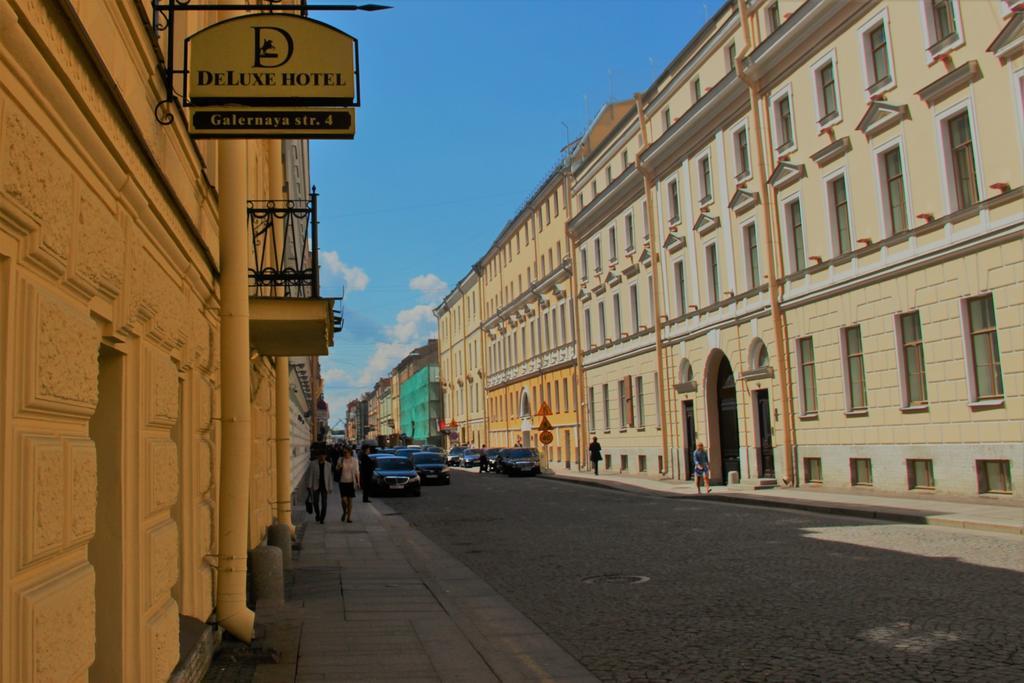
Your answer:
215,135 -> 255,642
565,164 -> 589,471
735,0 -> 797,486
270,139 -> 294,533
634,95 -> 674,480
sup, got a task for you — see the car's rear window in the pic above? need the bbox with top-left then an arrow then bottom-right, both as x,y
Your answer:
505,449 -> 539,458
376,457 -> 413,471
413,453 -> 445,464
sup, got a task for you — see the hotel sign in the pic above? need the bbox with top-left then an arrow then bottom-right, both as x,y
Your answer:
184,13 -> 359,137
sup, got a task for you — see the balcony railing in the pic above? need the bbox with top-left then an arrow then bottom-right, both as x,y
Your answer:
248,189 -> 320,298
485,343 -> 576,389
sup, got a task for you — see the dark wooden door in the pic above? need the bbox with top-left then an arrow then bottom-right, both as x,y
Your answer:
683,400 -> 696,480
755,389 -> 775,478
717,359 -> 740,484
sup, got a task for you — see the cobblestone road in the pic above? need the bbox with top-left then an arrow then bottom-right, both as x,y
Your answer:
385,471 -> 1024,682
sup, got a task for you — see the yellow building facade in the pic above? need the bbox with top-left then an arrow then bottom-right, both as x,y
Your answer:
0,1 -> 333,680
435,268 -> 486,447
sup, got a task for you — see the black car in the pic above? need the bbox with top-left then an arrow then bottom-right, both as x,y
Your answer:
447,446 -> 466,466
412,452 -> 452,485
369,456 -> 421,496
461,448 -> 484,467
483,448 -> 505,472
501,448 -> 541,476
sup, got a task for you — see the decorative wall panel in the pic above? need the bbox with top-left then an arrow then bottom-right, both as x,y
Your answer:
71,185 -> 123,298
145,438 -> 179,516
16,563 -> 95,682
144,520 -> 178,609
16,433 -> 64,568
143,601 -> 179,683
145,346 -> 179,428
67,437 -> 97,543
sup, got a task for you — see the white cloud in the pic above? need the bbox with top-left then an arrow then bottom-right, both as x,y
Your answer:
409,273 -> 448,303
387,304 -> 436,344
321,251 -> 369,292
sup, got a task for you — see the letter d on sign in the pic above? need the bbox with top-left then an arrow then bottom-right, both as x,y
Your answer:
252,26 -> 294,68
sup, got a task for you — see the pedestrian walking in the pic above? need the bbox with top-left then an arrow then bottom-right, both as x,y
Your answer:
479,445 -> 487,473
306,449 -> 333,523
693,441 -> 711,494
589,437 -> 603,475
336,447 -> 360,523
358,444 -> 375,503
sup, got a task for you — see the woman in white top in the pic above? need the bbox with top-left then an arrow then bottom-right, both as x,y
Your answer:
336,447 -> 361,523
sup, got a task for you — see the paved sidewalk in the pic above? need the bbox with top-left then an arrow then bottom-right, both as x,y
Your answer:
249,497 -> 596,682
540,467 -> 1024,535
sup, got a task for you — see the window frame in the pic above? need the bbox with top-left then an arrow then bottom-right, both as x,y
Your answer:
840,325 -> 869,414
705,243 -> 721,304
959,293 -> 1005,406
858,9 -> 897,98
873,136 -> 912,237
624,210 -> 636,253
770,85 -> 797,155
765,1 -> 780,34
732,122 -> 752,181
697,151 -> 714,205
919,0 -> 964,60
944,107 -> 981,212
742,220 -> 761,289
634,375 -> 645,428
666,176 -> 681,224
809,50 -> 842,129
629,282 -> 640,333
781,194 -> 807,274
824,168 -> 855,256
673,258 -> 687,316
797,336 -> 819,417
894,310 -> 929,410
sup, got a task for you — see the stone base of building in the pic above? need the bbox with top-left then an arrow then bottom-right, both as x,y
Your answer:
170,616 -> 221,683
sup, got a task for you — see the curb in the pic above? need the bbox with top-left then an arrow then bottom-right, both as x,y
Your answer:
539,474 -> 1024,536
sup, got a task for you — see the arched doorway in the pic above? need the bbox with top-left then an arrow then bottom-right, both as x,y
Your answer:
705,352 -> 741,485
518,389 -> 532,447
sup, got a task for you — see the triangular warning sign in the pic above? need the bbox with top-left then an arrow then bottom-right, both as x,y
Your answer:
536,401 -> 552,417
537,416 -> 553,431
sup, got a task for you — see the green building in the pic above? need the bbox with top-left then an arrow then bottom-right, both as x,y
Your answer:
400,363 -> 442,445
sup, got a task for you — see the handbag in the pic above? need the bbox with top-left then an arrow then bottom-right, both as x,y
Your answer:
304,490 -> 313,514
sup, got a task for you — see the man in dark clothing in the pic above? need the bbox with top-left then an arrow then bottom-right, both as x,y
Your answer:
479,445 -> 487,472
358,444 -> 374,502
589,437 -> 603,476
307,450 -> 333,523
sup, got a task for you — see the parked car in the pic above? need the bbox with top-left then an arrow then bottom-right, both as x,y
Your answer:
447,446 -> 466,466
391,447 -> 419,460
500,448 -> 541,476
412,451 -> 451,485
369,456 -> 421,496
460,449 -> 484,467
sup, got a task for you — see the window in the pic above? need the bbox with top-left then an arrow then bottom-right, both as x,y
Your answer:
843,326 -> 868,411
625,212 -> 635,251
830,175 -> 852,255
734,127 -> 750,178
553,189 -> 559,217
693,77 -> 702,102
634,376 -> 645,427
978,460 -> 1012,494
726,42 -> 737,71
926,0 -> 960,50
866,22 -> 892,88
663,107 -> 671,132
798,337 -> 818,414
766,2 -> 780,34
947,112 -> 979,210
898,311 -> 928,406
609,225 -> 618,261
629,284 -> 640,332
804,458 -> 823,483
787,200 -> 806,272
639,455 -> 647,473
667,179 -> 680,223
620,454 -> 628,471
602,384 -> 610,431
580,248 -> 588,278
851,458 -> 873,486
745,223 -> 760,286
907,459 -> 935,490
641,199 -> 650,241
966,294 -> 1004,400
598,301 -> 607,343
605,166 -> 612,186
817,61 -> 839,124
612,294 -> 622,339
594,238 -> 603,272
880,146 -> 909,234
588,387 -> 596,431
621,149 -> 628,172
584,309 -> 593,348
618,380 -> 627,429
706,244 -> 721,304
774,94 -> 794,150
698,155 -> 713,203
674,260 -> 687,315
591,180 -> 597,200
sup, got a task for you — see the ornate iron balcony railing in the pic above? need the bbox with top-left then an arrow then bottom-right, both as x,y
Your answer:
248,189 -> 320,298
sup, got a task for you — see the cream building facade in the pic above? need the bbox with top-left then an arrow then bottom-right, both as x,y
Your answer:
435,268 -> 487,447
0,1 -> 335,681
571,0 -> 1022,497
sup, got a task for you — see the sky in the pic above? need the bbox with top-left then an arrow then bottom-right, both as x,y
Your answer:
309,0 -> 715,422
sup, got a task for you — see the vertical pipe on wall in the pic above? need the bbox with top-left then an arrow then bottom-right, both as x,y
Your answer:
215,136 -> 255,642
270,139 -> 294,533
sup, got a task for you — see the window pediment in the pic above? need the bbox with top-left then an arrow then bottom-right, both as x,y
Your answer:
663,231 -> 687,253
988,12 -> 1024,62
767,160 -> 806,191
692,213 -> 720,237
855,101 -> 910,139
638,248 -> 652,266
578,288 -> 592,303
604,270 -> 622,287
916,60 -> 981,107
728,188 -> 760,215
810,136 -> 852,167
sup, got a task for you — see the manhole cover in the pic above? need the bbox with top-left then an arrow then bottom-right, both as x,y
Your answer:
581,574 -> 650,585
